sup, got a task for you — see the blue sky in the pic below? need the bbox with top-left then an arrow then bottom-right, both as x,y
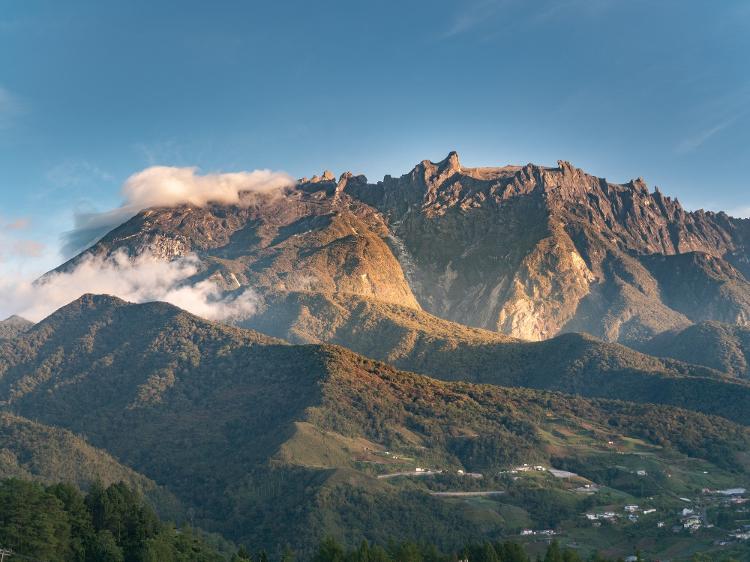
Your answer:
1,0 -> 749,276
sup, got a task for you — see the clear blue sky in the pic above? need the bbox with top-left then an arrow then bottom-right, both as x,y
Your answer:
1,0 -> 748,275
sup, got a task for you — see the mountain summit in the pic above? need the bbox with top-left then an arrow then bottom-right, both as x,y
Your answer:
58,154 -> 750,345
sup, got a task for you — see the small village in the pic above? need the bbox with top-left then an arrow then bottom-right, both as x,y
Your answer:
362,446 -> 750,553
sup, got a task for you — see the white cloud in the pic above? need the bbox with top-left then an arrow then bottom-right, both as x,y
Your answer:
62,165 -> 296,257
0,249 -> 260,323
122,166 -> 293,208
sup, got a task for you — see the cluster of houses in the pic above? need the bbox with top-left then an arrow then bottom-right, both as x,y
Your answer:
585,505 -> 657,526
500,464 -> 580,479
702,487 -> 746,502
574,483 -> 600,494
378,466 -> 485,480
676,507 -> 706,533
373,450 -> 410,461
714,528 -> 750,547
456,469 -> 483,479
519,529 -> 556,537
706,487 -> 748,508
715,487 -> 746,496
376,467 -> 443,479
729,529 -> 750,541
502,463 -> 548,474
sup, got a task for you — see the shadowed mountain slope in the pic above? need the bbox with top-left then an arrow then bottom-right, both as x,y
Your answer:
0,411 -> 158,491
636,321 -> 750,379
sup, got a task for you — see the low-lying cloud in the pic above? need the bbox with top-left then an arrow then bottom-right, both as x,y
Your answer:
0,249 -> 259,323
63,166 -> 296,257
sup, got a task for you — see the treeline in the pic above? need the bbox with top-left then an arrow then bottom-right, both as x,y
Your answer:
0,479 -> 742,562
0,479 -> 618,562
0,478 -> 226,561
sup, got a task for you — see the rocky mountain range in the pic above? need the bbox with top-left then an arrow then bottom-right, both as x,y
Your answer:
61,153 -> 750,347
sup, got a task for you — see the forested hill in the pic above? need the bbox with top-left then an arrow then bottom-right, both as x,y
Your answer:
243,290 -> 750,425
0,315 -> 32,341
0,294 -> 748,556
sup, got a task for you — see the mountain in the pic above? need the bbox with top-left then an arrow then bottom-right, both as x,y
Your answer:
59,153 -> 750,346
344,154 -> 750,344
636,321 -> 750,379
0,315 -> 33,340
243,290 -> 750,425
0,410 -> 185,525
1,294 -> 748,557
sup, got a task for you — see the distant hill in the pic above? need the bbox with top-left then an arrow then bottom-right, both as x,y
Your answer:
0,411 -> 156,491
0,410 -> 183,522
56,154 -> 750,345
243,290 -> 750,425
636,321 -> 750,379
1,294 -> 747,555
0,315 -> 32,340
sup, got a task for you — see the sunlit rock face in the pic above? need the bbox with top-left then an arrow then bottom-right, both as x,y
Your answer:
57,153 -> 750,345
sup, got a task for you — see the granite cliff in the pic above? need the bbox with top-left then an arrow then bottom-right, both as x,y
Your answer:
57,153 -> 750,345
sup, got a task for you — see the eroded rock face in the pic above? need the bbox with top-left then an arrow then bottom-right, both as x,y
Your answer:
59,179 -> 420,309
344,153 -> 750,343
56,153 -> 750,344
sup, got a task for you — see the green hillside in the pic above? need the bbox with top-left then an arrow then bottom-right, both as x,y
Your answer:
636,321 -> 750,379
242,290 -> 750,425
1,411 -> 152,490
1,295 -> 748,559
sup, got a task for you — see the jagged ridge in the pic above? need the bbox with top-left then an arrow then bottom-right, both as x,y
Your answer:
55,153 -> 750,346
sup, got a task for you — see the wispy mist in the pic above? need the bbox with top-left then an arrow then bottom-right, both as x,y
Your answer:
0,249 -> 259,323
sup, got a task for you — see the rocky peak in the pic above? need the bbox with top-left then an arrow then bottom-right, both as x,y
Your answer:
306,170 -> 336,184
440,150 -> 462,173
411,151 -> 463,188
334,171 -> 368,199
